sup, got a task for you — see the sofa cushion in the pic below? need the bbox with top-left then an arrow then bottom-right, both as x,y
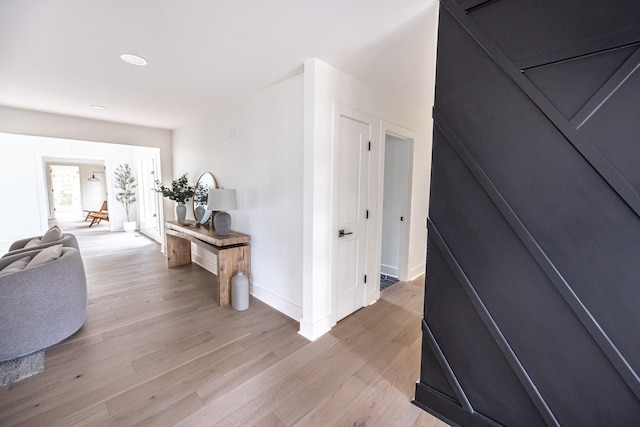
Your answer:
41,225 -> 62,244
27,244 -> 63,268
0,256 -> 32,276
24,237 -> 42,248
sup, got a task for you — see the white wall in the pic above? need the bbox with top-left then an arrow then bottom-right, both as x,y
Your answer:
172,74 -> 305,320
0,133 -> 130,242
78,164 -> 107,213
0,106 -> 171,247
300,58 -> 433,340
0,106 -> 173,185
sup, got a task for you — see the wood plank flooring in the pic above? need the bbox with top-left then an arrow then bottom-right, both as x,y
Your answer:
0,222 -> 448,427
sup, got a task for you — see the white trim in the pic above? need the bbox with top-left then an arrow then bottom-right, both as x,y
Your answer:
252,282 -> 303,322
409,263 -> 426,281
299,314 -> 333,341
381,264 -> 399,278
191,244 -> 218,275
379,121 -> 416,282
36,150 -> 112,233
139,224 -> 163,244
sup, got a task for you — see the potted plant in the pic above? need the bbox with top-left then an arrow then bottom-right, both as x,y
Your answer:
154,173 -> 194,223
114,163 -> 137,232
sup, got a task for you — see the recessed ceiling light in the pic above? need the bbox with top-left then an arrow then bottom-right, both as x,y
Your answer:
120,53 -> 147,66
91,105 -> 108,110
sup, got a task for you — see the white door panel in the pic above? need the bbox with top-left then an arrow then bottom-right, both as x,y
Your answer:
336,115 -> 370,321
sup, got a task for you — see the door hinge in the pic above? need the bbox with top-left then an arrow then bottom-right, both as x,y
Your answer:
364,274 -> 367,284
368,141 -> 371,151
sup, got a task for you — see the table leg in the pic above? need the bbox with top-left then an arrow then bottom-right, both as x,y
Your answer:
166,233 -> 192,267
217,245 -> 251,305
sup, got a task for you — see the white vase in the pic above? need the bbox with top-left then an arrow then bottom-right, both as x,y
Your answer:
175,203 -> 187,223
231,272 -> 250,311
123,221 -> 136,232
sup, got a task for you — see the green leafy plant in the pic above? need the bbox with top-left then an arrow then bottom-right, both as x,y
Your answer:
195,182 -> 212,206
154,173 -> 195,204
114,163 -> 137,222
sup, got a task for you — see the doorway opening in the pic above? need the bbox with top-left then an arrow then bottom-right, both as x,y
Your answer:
49,165 -> 83,220
380,133 -> 413,290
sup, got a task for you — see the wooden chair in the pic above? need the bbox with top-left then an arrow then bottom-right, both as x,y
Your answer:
83,201 -> 109,227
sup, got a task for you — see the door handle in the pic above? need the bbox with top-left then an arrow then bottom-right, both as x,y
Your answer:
400,216 -> 404,221
339,229 -> 353,237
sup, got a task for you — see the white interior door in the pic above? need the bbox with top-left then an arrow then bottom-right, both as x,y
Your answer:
381,135 -> 412,279
336,115 -> 371,321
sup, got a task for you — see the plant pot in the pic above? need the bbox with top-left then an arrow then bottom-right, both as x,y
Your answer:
176,203 -> 187,223
123,221 -> 136,232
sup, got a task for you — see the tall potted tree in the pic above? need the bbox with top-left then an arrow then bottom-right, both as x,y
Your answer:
114,163 -> 137,232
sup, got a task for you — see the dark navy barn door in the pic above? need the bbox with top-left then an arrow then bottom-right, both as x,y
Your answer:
414,1 -> 640,426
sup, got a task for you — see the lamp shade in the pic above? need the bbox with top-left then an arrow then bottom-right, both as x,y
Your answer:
207,188 -> 237,211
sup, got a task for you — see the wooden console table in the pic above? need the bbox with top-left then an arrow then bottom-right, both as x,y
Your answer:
164,221 -> 251,306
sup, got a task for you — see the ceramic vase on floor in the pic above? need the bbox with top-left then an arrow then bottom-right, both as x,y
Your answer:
175,203 -> 187,223
231,272 -> 249,311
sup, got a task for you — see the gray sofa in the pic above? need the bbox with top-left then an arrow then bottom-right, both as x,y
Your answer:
0,246 -> 87,362
3,233 -> 79,258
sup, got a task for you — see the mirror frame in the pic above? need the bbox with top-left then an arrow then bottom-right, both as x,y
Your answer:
192,172 -> 218,221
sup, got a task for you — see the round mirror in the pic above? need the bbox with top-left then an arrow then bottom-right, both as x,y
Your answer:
193,172 -> 218,221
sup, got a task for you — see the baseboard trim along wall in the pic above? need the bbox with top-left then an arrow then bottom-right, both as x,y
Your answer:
299,314 -> 333,342
409,263 -> 426,281
251,282 -> 302,322
190,245 -> 302,326
191,245 -> 218,275
381,263 -> 399,278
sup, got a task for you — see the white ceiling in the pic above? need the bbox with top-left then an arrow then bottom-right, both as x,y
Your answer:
0,0 -> 439,130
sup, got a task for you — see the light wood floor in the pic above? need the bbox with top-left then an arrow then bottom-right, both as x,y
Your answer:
0,222 -> 448,427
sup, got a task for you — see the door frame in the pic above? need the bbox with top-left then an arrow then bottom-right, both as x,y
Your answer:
331,104 -> 381,325
37,153 -> 111,230
379,123 -> 415,282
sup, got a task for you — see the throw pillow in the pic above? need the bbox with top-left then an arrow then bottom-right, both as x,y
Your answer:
41,225 -> 63,244
0,256 -> 32,276
24,237 -> 42,248
27,244 -> 64,268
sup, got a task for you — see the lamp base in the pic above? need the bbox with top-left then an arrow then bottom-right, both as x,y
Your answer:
213,211 -> 231,236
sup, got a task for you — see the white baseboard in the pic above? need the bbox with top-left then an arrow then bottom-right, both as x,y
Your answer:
138,225 -> 163,244
298,314 -> 334,341
251,282 -> 302,322
191,244 -> 218,274
380,264 -> 399,278
409,262 -> 426,281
